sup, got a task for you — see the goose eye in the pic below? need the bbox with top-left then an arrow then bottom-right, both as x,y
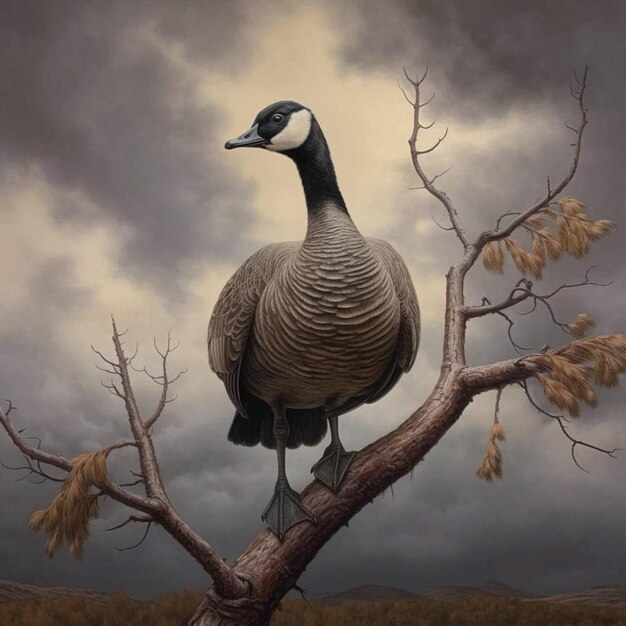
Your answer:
272,114 -> 284,123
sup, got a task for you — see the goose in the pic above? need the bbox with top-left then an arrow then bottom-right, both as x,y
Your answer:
208,101 -> 420,540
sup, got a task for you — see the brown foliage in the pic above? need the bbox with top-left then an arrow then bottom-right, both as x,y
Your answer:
482,197 -> 614,277
566,313 -> 594,338
482,241 -> 505,273
476,389 -> 506,481
531,335 -> 626,415
28,449 -> 110,559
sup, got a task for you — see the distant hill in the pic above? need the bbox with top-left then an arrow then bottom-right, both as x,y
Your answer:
322,584 -> 418,604
0,579 -> 114,604
318,581 -> 626,606
542,585 -> 626,606
425,580 -> 538,600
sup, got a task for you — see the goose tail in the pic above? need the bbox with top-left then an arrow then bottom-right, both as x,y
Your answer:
227,406 -> 327,449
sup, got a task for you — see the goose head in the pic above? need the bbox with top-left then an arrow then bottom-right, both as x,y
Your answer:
225,101 -> 347,214
225,101 -> 313,153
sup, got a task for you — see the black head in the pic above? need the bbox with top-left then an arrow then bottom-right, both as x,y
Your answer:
224,101 -> 313,152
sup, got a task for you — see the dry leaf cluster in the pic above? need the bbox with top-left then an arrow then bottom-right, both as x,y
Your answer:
29,449 -> 109,559
531,334 -> 626,416
476,390 -> 506,482
565,312 -> 594,338
483,197 -> 614,277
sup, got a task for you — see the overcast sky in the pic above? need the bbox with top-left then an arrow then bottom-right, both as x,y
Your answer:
1,0 -> 625,600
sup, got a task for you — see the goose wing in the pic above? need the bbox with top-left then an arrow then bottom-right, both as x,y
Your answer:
366,238 -> 420,402
208,242 -> 298,411
208,242 -> 298,373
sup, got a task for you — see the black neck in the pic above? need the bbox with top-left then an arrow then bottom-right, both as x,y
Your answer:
284,119 -> 348,216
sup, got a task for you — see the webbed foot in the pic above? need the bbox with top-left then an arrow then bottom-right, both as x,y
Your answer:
262,481 -> 317,541
311,446 -> 356,492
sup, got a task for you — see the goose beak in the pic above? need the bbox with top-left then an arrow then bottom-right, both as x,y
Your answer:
225,124 -> 267,150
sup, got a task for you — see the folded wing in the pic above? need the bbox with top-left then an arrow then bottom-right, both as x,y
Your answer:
208,242 -> 298,414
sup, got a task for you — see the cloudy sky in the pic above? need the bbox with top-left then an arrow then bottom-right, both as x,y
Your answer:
1,0 -> 625,600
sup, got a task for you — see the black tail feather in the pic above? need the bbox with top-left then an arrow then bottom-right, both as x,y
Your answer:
227,405 -> 328,449
227,412 -> 261,447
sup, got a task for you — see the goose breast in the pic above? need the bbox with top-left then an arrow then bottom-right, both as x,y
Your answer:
242,211 -> 401,408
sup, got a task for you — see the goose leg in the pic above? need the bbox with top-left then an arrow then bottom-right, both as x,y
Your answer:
262,403 -> 317,540
311,415 -> 356,492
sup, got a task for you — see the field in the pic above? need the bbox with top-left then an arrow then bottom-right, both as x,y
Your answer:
1,593 -> 626,626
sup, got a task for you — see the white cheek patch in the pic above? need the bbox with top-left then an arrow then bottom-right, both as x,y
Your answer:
266,109 -> 312,152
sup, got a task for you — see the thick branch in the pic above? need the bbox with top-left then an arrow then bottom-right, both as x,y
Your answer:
461,357 -> 539,393
213,354 -> 544,618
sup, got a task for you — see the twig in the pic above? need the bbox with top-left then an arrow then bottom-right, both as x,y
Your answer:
519,381 -> 619,472
116,522 -> 153,552
104,514 -> 153,532
404,67 -> 469,247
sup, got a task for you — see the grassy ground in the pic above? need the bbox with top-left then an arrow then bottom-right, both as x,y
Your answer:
1,593 -> 625,625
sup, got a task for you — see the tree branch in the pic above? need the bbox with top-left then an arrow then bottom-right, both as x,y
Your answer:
463,278 -> 534,317
403,67 -> 469,247
482,67 -> 588,245
519,381 -> 620,472
135,333 -> 187,430
2,325 -> 249,600
110,317 -> 167,501
0,405 -> 161,514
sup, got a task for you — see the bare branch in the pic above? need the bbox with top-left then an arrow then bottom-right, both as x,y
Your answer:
126,333 -> 188,430
1,375 -> 247,599
431,213 -> 456,232
119,478 -> 144,488
520,381 -> 620,472
404,68 -> 469,247
464,269 -> 609,350
494,309 -> 536,354
104,514 -> 153,532
484,67 -> 588,244
1,456 -> 65,483
540,266 -> 611,298
414,126 -> 448,155
430,163 -> 454,184
110,318 -> 167,500
109,320 -> 247,597
463,278 -> 534,318
116,522 -> 153,552
396,80 -> 414,106
0,406 -> 162,514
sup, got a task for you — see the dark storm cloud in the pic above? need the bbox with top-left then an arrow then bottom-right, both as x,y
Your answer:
332,0 -> 626,117
0,1 -> 257,290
